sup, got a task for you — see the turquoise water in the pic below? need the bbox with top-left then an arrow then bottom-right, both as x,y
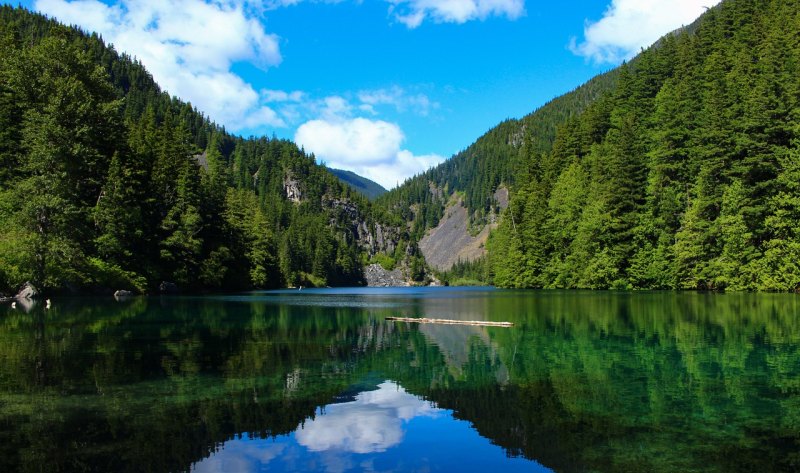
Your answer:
1,288 -> 799,472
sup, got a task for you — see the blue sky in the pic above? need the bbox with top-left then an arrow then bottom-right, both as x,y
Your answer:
10,0 -> 719,188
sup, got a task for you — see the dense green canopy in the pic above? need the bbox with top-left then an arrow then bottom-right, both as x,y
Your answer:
0,6 -> 395,294
489,0 -> 800,291
3,0 -> 800,293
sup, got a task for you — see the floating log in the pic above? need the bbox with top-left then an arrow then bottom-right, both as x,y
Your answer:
386,317 -> 513,327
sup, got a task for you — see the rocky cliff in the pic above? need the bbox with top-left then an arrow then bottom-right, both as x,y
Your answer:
419,187 -> 508,271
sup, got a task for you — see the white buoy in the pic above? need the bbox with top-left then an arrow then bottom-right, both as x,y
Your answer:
10,302 -> 16,309
46,299 -> 51,309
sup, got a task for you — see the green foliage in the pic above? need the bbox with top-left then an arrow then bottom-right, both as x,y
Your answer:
0,6 -> 377,292
408,255 -> 427,282
488,0 -> 800,291
85,257 -> 147,293
328,168 -> 387,200
437,257 -> 491,286
376,68 -> 618,238
4,1 -> 799,293
370,253 -> 396,271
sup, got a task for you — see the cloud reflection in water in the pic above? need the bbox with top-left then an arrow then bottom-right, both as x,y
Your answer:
295,382 -> 439,453
192,381 -> 549,473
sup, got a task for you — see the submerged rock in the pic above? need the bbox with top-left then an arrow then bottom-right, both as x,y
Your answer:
114,290 -> 133,298
159,281 -> 178,294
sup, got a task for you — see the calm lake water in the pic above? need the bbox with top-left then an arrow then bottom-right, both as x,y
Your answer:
1,287 -> 799,472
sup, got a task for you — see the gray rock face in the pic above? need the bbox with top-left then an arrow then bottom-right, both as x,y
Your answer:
356,221 -> 398,256
364,264 -> 407,287
159,281 -> 178,294
284,176 -> 303,203
16,282 -> 39,300
323,197 -> 400,257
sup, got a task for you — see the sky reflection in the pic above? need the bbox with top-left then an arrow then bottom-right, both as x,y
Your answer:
191,381 -> 549,473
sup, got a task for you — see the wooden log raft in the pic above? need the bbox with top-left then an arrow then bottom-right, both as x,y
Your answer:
386,317 -> 513,327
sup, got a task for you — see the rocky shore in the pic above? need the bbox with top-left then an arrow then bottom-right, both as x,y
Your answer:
364,264 -> 408,287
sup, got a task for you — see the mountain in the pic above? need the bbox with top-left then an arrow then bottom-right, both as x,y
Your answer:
0,6 -> 411,294
375,52 -> 618,274
328,168 -> 387,200
379,0 -> 800,292
3,0 -> 798,293
489,0 -> 800,291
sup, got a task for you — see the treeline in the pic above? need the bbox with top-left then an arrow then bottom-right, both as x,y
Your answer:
0,6 -> 380,293
490,0 -> 800,291
435,257 -> 491,286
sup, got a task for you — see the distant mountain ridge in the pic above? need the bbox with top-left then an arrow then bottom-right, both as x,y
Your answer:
328,168 -> 387,200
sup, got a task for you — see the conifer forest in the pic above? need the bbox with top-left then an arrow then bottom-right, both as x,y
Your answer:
2,0 -> 800,293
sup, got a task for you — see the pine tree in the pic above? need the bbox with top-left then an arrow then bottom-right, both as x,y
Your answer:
160,154 -> 204,286
94,152 -> 145,268
8,32 -> 121,287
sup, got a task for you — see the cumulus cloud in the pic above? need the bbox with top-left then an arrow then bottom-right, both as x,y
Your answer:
296,118 -> 404,166
570,0 -> 722,64
295,116 -> 444,189
35,0 -> 286,132
295,382 -> 439,453
35,1 -> 451,183
387,0 -> 525,28
280,90 -> 444,187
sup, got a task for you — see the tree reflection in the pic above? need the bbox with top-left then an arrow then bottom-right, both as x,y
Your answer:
0,291 -> 798,472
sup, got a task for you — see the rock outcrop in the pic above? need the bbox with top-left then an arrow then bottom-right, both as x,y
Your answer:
15,281 -> 39,300
324,197 -> 401,257
364,264 -> 407,287
419,187 -> 509,271
284,175 -> 303,203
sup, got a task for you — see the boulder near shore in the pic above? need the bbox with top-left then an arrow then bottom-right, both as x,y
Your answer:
15,282 -> 39,300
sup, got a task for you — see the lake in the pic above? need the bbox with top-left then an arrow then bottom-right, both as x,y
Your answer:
1,287 -> 799,472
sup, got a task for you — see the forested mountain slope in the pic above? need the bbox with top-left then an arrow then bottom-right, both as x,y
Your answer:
328,168 -> 387,200
489,0 -> 800,291
376,70 -> 618,245
0,6 -> 407,294
4,0 -> 797,293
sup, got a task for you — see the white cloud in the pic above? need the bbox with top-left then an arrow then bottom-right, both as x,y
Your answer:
35,0 -> 286,132
358,86 -> 438,116
261,89 -> 306,103
387,0 -> 525,28
35,0 -> 451,180
296,118 -> 404,166
295,116 -> 445,189
295,382 -> 439,454
318,96 -> 354,121
570,0 -> 722,64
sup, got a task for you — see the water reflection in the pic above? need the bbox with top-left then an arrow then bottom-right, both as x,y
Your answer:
192,381 -> 546,473
1,289 -> 799,472
296,382 -> 438,453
